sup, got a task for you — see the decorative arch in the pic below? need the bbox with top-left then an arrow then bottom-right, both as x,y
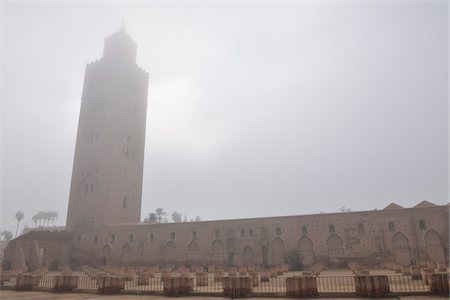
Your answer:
271,238 -> 285,266
391,232 -> 411,264
298,236 -> 314,266
424,230 -> 446,263
261,246 -> 268,268
121,243 -> 132,262
242,246 -> 254,266
327,234 -> 345,266
211,239 -> 224,265
187,241 -> 200,264
164,241 -> 177,263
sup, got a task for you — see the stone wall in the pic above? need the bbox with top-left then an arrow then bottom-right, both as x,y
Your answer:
4,204 -> 448,271
70,205 -> 449,268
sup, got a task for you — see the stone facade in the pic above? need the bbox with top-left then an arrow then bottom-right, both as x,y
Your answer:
69,202 -> 448,268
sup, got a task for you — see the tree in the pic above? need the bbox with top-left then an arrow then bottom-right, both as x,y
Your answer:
339,207 -> 352,213
144,213 -> 158,224
32,214 -> 38,227
155,208 -> 166,223
14,211 -> 24,238
171,211 -> 182,223
282,248 -> 303,271
50,211 -> 58,225
1,230 -> 13,242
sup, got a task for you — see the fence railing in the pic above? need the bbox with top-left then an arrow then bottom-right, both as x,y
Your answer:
317,275 -> 356,293
1,272 -> 447,297
388,274 -> 430,293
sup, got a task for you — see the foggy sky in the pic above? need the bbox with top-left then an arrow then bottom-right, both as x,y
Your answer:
0,1 -> 448,234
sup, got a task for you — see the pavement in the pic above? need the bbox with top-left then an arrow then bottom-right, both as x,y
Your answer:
0,291 -> 449,300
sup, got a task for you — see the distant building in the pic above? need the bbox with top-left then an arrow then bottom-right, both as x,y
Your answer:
3,27 -> 449,271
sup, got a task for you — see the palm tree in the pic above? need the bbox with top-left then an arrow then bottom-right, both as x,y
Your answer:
32,214 -> 38,227
44,211 -> 50,226
1,230 -> 13,242
15,211 -> 24,237
37,211 -> 44,227
51,211 -> 58,225
155,208 -> 166,223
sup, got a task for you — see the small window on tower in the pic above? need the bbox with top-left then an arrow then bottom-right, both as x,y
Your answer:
419,220 -> 426,230
249,229 -> 253,237
85,184 -> 89,194
129,234 -> 134,243
149,233 -> 155,242
192,231 -> 197,240
123,197 -> 127,208
214,230 -> 220,239
358,223 -> 365,235
110,234 -> 116,244
302,226 -> 308,236
276,227 -> 282,236
90,183 -> 94,193
240,229 -> 245,238
94,235 -> 98,244
170,232 -> 176,240
388,222 -> 396,232
329,224 -> 335,234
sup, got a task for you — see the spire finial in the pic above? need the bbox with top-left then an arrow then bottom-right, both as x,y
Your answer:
120,20 -> 126,32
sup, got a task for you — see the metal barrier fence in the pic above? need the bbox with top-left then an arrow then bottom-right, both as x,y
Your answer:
191,276 -> 223,293
317,275 -> 355,293
388,275 -> 430,293
37,275 -> 56,290
1,273 -> 442,297
0,274 -> 16,287
77,275 -> 98,290
253,276 -> 286,294
123,276 -> 163,291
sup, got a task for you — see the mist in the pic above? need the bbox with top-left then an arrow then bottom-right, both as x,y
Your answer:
0,1 -> 448,234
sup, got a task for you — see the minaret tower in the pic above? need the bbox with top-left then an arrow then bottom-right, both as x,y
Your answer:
66,26 -> 149,231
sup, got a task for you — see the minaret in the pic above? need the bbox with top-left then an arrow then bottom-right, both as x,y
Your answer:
66,26 -> 149,231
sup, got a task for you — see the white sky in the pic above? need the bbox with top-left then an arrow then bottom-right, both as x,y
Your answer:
0,1 -> 448,234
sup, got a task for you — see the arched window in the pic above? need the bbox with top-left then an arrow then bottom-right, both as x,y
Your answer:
302,226 -> 308,236
357,223 -> 365,235
129,234 -> 134,243
388,221 -> 396,232
419,220 -> 426,230
329,224 -> 335,234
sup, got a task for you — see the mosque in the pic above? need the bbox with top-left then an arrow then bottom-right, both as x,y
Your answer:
4,26 -> 449,271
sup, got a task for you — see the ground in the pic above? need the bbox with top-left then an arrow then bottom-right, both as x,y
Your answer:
0,291 -> 449,300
